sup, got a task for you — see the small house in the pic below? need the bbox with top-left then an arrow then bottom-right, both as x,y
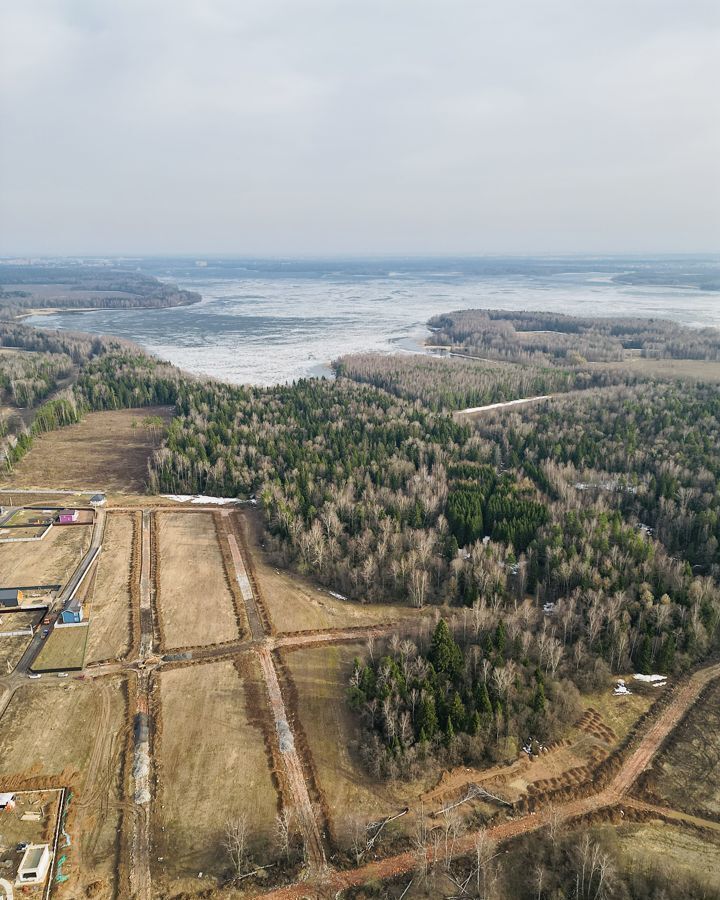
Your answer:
0,588 -> 22,607
0,792 -> 16,811
16,844 -> 52,886
60,603 -> 83,624
90,494 -> 107,507
58,509 -> 79,524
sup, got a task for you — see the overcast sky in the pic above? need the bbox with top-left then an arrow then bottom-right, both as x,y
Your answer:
1,0 -> 719,256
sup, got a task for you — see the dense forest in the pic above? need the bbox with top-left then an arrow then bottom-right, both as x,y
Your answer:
0,264 -> 200,312
428,309 -> 720,364
334,352 -> 634,412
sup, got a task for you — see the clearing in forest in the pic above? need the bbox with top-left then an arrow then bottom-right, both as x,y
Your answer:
85,511 -> 135,663
156,512 -> 240,649
0,677 -> 129,898
240,511 -> 424,633
0,406 -> 172,492
152,657 -> 278,890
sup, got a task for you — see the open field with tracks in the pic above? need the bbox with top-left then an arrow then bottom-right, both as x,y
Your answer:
85,512 -> 136,663
152,657 -> 279,891
156,512 -> 241,649
0,406 -> 172,492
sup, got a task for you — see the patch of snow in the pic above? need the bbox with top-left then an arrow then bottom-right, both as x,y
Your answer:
543,602 -> 556,615
328,590 -> 349,601
161,494 -> 242,505
633,673 -> 667,684
613,679 -> 632,695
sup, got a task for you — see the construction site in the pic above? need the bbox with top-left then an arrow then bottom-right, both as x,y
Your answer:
0,489 -> 719,899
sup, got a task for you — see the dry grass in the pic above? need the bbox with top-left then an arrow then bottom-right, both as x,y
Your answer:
644,679 -> 720,821
0,406 -> 172,493
614,822 -> 720,889
0,633 -> 32,673
285,642 -> 429,850
33,625 -> 89,671
578,677 -> 657,744
595,356 -> 720,382
153,657 -> 278,888
241,511 -> 425,633
0,677 -> 129,897
156,512 -> 240,650
0,522 -> 91,587
85,512 -> 134,663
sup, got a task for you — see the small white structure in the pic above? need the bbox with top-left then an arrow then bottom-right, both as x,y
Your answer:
0,792 -> 15,810
15,844 -> 52,886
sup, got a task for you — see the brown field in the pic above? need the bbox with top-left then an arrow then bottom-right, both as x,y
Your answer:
241,512 -> 427,633
0,609 -> 42,633
33,625 -> 89,671
153,657 -> 278,888
641,678 -> 720,821
614,823 -> 720,890
285,642 -> 430,850
579,677 -> 657,743
596,356 -> 720,382
0,633 -> 32,672
0,677 -> 129,898
156,512 -> 240,649
85,513 -> 135,663
0,525 -> 49,541
0,521 -> 90,587
0,406 -> 173,492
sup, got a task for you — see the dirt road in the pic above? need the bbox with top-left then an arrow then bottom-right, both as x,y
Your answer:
457,394 -> 551,416
258,659 -> 720,899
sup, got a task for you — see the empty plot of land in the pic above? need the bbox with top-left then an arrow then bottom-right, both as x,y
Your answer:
0,633 -> 32,672
241,512 -> 423,633
643,678 -> 720,821
33,625 -> 89,671
0,406 -> 172,492
0,677 -> 129,897
153,658 -> 278,888
614,823 -> 720,890
285,643 -> 425,849
85,512 -> 135,663
0,522 -> 90,587
156,512 -> 239,649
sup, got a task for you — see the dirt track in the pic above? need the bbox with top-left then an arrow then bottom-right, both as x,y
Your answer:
258,659 -> 720,899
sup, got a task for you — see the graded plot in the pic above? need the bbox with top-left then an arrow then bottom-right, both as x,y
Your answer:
285,643 -> 424,851
0,523 -> 91,589
85,512 -> 136,663
153,658 -> 278,891
0,677 -> 129,898
156,512 -> 240,649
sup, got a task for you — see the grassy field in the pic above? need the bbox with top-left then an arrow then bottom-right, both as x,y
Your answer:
156,512 -> 240,649
0,406 -> 172,492
641,678 -> 720,821
241,511 -> 428,633
85,512 -> 135,663
614,823 -> 720,892
153,657 -> 278,889
0,633 -> 32,673
0,677 -> 129,898
578,676 -> 657,743
285,642 -> 428,850
0,522 -> 90,587
33,625 -> 89,671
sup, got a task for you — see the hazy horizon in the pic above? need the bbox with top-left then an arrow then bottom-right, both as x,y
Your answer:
2,1 -> 719,257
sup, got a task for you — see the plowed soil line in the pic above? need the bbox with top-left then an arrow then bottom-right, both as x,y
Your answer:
258,660 -> 720,899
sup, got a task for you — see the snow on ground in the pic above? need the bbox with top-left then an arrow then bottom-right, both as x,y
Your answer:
161,494 -> 243,505
614,679 -> 632,695
633,673 -> 668,684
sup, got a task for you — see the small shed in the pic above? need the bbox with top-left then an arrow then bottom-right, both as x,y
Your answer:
90,494 -> 107,507
60,603 -> 83,624
16,844 -> 52,886
58,509 -> 79,524
0,792 -> 16,811
0,588 -> 22,607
